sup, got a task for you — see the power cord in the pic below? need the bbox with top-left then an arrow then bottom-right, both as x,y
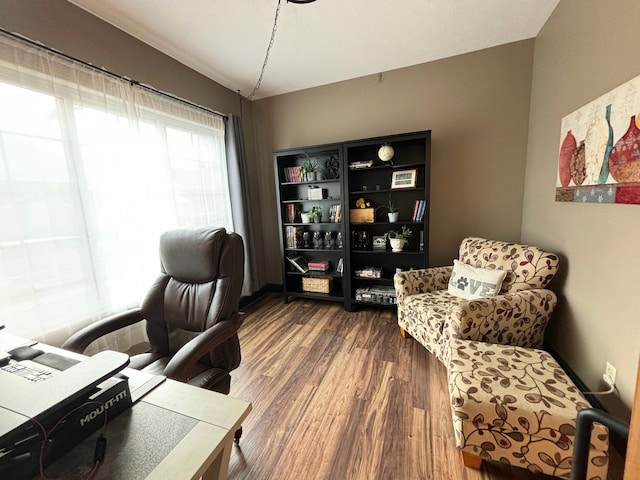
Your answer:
583,374 -> 617,396
29,400 -> 108,480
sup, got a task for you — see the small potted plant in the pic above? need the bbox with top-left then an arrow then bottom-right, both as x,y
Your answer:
302,155 -> 323,181
384,225 -> 413,252
376,194 -> 399,222
308,206 -> 323,223
300,211 -> 311,223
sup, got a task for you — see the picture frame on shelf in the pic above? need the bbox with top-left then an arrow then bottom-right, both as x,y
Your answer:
372,235 -> 387,250
391,169 -> 417,189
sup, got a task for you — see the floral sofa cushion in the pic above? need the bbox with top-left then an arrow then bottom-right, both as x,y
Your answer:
458,237 -> 560,294
447,340 -> 609,479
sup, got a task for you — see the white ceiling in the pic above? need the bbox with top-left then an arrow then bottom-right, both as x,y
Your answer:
67,0 -> 560,100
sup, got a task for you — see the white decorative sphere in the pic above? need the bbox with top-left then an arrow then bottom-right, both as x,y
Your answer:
378,144 -> 395,162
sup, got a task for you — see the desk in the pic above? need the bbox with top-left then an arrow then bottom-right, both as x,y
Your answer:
0,333 -> 251,480
47,379 -> 251,480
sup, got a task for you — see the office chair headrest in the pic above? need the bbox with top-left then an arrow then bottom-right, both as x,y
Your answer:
159,227 -> 227,282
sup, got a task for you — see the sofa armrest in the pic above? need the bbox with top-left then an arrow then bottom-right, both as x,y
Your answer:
163,313 -> 244,382
445,289 -> 558,349
62,308 -> 145,354
394,266 -> 453,302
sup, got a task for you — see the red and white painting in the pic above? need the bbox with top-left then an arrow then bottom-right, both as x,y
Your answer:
556,74 -> 640,204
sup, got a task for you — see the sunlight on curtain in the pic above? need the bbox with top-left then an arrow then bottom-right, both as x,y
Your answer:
0,33 -> 232,348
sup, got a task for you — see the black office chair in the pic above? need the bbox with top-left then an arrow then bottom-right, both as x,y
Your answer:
63,227 -> 245,440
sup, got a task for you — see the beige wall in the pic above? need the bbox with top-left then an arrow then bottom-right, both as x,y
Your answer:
254,40 -> 535,284
523,0 -> 639,414
0,0 -> 241,117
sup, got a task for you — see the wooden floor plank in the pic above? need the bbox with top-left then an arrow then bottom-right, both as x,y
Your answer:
227,295 -> 624,480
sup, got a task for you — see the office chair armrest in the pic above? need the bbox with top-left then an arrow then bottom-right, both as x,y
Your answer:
163,314 -> 244,382
62,308 -> 145,354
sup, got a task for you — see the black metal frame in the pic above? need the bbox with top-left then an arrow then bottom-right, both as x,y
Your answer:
571,408 -> 629,480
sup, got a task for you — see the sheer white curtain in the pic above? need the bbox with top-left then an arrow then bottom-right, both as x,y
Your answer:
0,33 -> 232,349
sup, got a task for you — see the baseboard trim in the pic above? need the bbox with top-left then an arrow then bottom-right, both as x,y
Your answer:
239,284 -> 281,310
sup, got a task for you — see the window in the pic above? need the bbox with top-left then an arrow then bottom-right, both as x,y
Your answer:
0,33 -> 232,342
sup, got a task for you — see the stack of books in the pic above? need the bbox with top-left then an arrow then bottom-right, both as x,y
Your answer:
308,260 -> 329,272
283,166 -> 303,182
353,266 -> 383,278
285,226 -> 304,249
355,285 -> 397,304
412,200 -> 427,222
284,203 -> 301,223
329,204 -> 342,223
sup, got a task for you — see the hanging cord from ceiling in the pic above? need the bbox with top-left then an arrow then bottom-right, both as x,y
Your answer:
247,0 -> 282,100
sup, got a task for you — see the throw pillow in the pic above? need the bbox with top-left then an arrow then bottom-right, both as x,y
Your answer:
447,259 -> 507,300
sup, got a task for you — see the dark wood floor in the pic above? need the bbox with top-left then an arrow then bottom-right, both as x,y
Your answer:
227,294 -> 624,480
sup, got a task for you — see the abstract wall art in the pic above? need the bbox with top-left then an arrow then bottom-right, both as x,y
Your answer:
556,74 -> 640,204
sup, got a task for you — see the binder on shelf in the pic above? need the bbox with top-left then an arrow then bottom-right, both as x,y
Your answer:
286,255 -> 309,273
412,200 -> 420,222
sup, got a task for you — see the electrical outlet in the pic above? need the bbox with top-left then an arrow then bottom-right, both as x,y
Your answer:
604,361 -> 617,386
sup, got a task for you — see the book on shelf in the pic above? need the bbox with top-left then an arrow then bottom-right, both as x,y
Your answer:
286,255 -> 309,273
308,260 -> 329,272
285,203 -> 301,223
283,165 -> 303,182
412,200 -> 426,222
336,257 -> 343,274
329,204 -> 342,223
285,226 -> 304,249
348,160 -> 374,169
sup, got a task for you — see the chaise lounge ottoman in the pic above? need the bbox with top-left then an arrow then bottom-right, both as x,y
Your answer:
447,339 -> 609,479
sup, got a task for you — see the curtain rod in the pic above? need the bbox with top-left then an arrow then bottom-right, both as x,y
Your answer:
0,28 -> 228,120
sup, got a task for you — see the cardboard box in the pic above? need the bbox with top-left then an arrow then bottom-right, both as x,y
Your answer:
349,208 -> 374,223
307,187 -> 327,200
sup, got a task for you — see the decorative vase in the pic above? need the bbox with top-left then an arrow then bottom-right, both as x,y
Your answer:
558,130 -> 577,187
389,238 -> 405,252
609,115 -> 640,183
388,212 -> 399,223
303,231 -> 311,248
324,231 -> 334,249
312,231 -> 323,249
598,104 -> 614,184
336,232 -> 343,249
570,140 -> 586,186
301,213 -> 311,224
314,171 -> 323,181
313,214 -> 322,223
